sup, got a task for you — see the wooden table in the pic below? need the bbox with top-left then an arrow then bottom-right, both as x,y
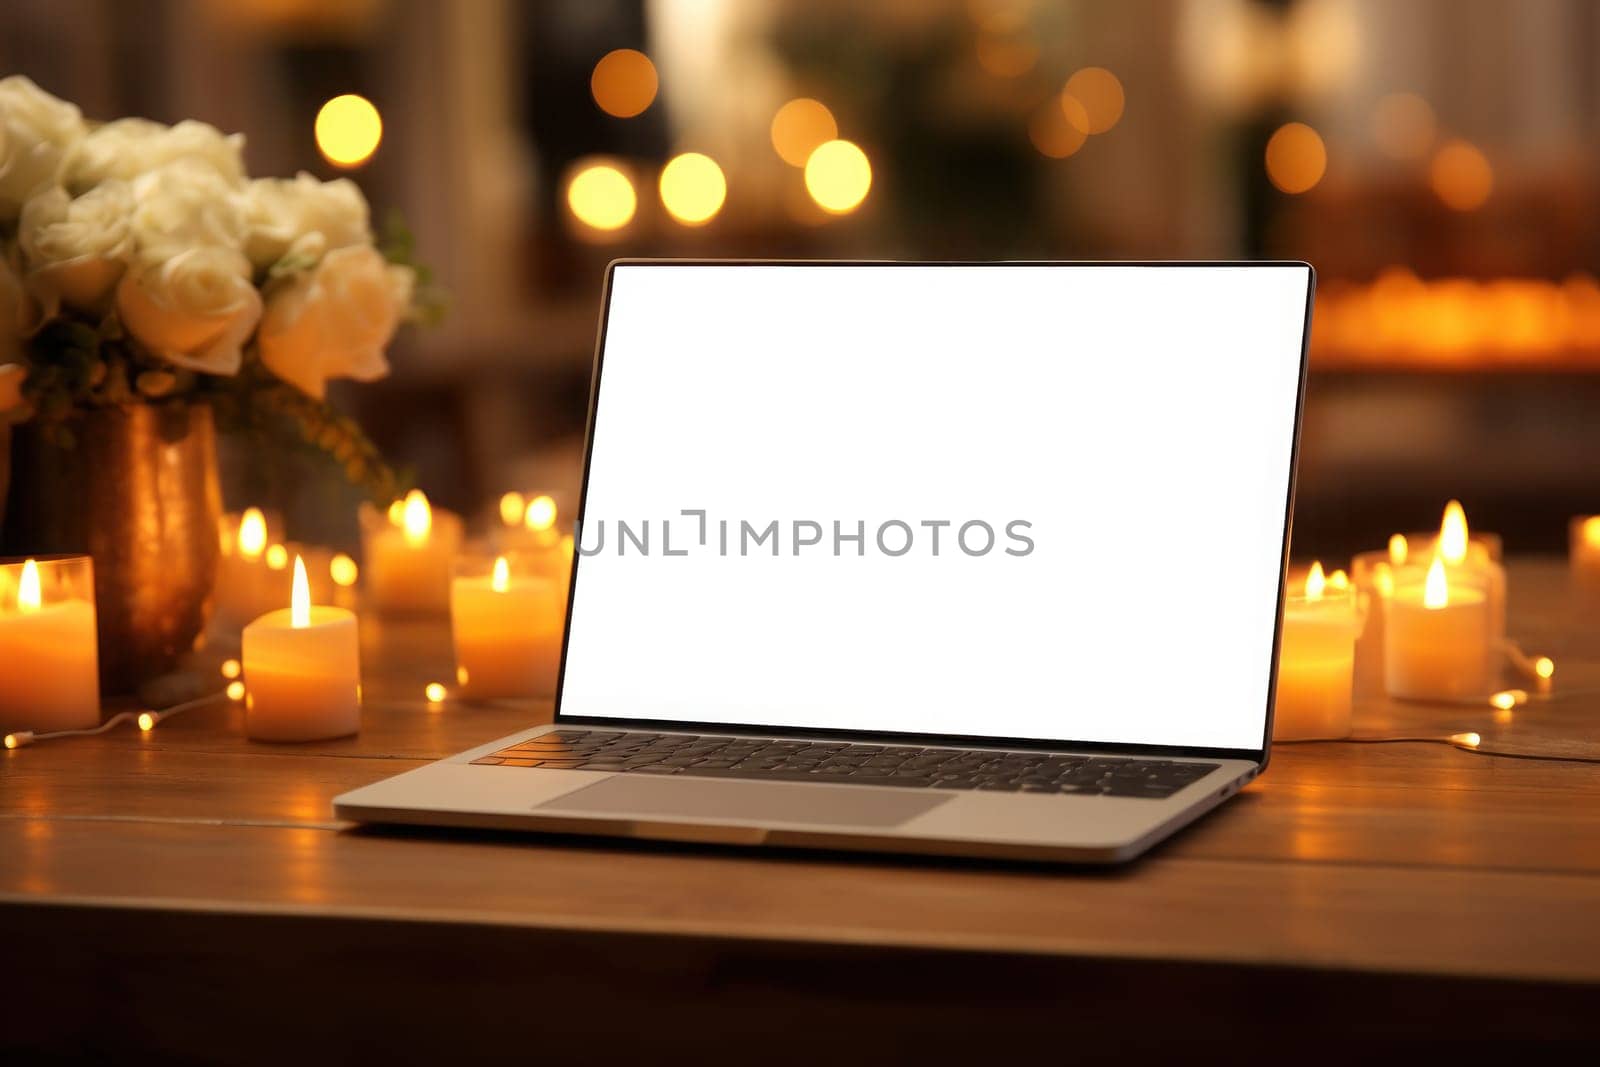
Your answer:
4,559 -> 1599,1060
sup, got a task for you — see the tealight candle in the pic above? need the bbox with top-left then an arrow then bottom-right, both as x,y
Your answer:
1571,516 -> 1600,618
361,490 -> 463,614
241,556 -> 361,741
1385,556 -> 1492,701
0,556 -> 99,733
451,553 -> 565,699
1274,563 -> 1360,740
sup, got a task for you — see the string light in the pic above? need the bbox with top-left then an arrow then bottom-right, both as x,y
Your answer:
315,94 -> 382,168
221,658 -> 242,680
226,680 -> 247,702
6,692 -> 225,750
425,682 -> 447,703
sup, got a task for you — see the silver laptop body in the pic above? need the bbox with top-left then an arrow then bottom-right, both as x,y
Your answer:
336,261 -> 1314,864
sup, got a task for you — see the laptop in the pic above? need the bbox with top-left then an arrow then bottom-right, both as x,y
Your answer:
336,260 -> 1314,864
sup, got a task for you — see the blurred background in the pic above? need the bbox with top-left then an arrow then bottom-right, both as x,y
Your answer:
5,0 -> 1598,559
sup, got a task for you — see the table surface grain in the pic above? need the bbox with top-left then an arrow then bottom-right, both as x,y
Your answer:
4,558 -> 1600,989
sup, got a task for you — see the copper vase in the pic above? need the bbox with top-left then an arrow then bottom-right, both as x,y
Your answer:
2,404 -> 222,693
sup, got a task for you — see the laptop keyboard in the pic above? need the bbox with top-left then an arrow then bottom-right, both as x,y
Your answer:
471,729 -> 1220,799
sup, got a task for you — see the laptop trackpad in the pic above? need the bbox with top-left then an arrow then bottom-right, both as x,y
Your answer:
537,777 -> 950,827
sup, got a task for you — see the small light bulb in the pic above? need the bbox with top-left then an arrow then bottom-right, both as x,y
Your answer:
425,682 -> 447,703
221,658 -> 242,680
4,731 -> 32,749
1535,656 -> 1554,680
138,712 -> 157,732
1451,732 -> 1481,748
1490,691 -> 1517,711
226,680 -> 246,702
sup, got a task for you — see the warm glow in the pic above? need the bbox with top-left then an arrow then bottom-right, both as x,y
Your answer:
590,49 -> 658,118
804,140 -> 872,215
567,163 -> 637,231
291,555 -> 311,629
524,494 -> 557,532
1304,561 -> 1326,601
221,658 -> 242,680
499,491 -> 526,526
1430,140 -> 1493,211
1451,732 -> 1482,748
138,712 -> 157,731
1064,67 -> 1124,134
266,544 -> 289,571
770,98 -> 837,167
1374,562 -> 1395,598
3,734 -> 18,750
1373,92 -> 1435,160
1423,555 -> 1449,609
975,36 -> 1038,79
1388,533 -> 1408,566
1535,656 -> 1555,680
425,682 -> 447,703
17,558 -> 40,615
1439,500 -> 1469,565
1489,689 -> 1527,711
315,94 -> 382,168
1028,96 -> 1089,159
387,499 -> 404,525
329,553 -> 358,587
659,152 -> 726,226
1327,568 -> 1349,591
456,666 -> 470,686
239,507 -> 268,559
1584,517 -> 1600,548
226,680 -> 246,701
492,555 -> 510,594
402,489 -> 432,548
1265,122 -> 1327,194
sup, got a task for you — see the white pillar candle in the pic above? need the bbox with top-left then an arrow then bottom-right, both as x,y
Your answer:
1274,563 -> 1360,740
451,553 -> 565,699
212,507 -> 286,633
1385,556 -> 1492,701
242,556 -> 361,742
1571,516 -> 1600,620
0,556 -> 99,733
361,490 -> 463,614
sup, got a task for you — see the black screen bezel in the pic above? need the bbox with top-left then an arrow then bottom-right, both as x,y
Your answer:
552,259 -> 1315,768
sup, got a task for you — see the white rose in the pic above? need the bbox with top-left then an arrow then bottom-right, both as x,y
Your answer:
19,181 -> 135,313
1,254 -> 39,366
128,159 -> 248,259
0,76 -> 87,221
259,245 -> 413,398
243,172 -> 370,269
62,117 -> 246,192
116,246 -> 261,376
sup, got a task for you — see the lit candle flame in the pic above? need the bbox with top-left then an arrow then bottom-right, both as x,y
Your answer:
402,489 -> 432,548
1327,568 -> 1349,591
1304,561 -> 1325,601
1388,533 -> 1408,565
239,507 -> 268,560
1423,554 -> 1449,609
1585,516 -> 1600,548
1439,500 -> 1469,565
499,491 -> 526,527
329,553 -> 358,587
17,558 -> 41,615
387,499 -> 405,525
524,494 -> 557,532
491,555 -> 510,593
291,554 -> 311,629
1374,561 -> 1395,598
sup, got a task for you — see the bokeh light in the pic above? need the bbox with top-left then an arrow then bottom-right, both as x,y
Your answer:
1064,68 -> 1124,134
770,98 -> 838,167
424,682 -> 447,703
1373,92 -> 1436,160
226,680 -> 246,702
567,162 -> 637,231
220,658 -> 241,680
590,49 -> 658,118
1264,122 -> 1327,194
329,553 -> 358,587
659,152 -> 727,226
498,491 -> 525,526
314,94 -> 382,168
975,36 -> 1038,79
1430,139 -> 1493,211
804,139 -> 872,215
1029,94 -> 1089,159
265,543 -> 289,570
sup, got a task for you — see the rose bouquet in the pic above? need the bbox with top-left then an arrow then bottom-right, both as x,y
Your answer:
0,75 -> 433,500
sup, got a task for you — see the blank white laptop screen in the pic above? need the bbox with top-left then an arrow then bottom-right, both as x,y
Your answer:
558,263 -> 1311,752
